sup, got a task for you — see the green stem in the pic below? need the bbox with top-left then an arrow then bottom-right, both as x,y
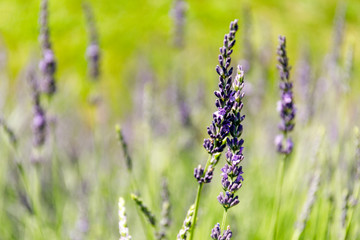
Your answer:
188,154 -> 212,240
221,209 -> 228,231
270,155 -> 287,240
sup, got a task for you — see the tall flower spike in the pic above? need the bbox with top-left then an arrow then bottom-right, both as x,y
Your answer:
39,0 -> 56,95
28,68 -> 47,148
171,0 -> 187,48
177,204 -> 195,240
217,66 -> 245,210
118,197 -> 132,240
83,2 -> 101,80
195,19 -> 239,183
211,224 -> 233,240
275,35 -> 295,155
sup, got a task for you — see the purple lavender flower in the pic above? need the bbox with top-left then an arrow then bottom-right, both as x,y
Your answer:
193,20 -> 240,185
217,66 -> 245,210
83,2 -> 101,80
171,0 -> 187,48
39,0 -> 56,95
275,36 -> 295,155
28,69 -> 47,147
211,223 -> 233,240
194,19 -> 239,184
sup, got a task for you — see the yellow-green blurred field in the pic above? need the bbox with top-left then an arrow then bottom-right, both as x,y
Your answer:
0,0 -> 360,239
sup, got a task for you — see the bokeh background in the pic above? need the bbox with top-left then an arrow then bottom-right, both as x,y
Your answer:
0,0 -> 360,239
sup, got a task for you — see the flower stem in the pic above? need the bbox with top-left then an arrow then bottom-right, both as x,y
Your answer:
188,154 -> 212,240
270,154 -> 287,240
221,209 -> 228,231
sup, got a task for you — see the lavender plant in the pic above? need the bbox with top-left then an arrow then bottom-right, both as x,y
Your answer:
39,0 -> 56,95
171,0 -> 187,49
212,65 -> 245,238
28,68 -> 47,150
275,35 -> 295,155
188,19 -> 239,240
272,35 -> 295,239
83,2 -> 101,80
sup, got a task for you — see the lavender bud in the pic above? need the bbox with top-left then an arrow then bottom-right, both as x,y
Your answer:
211,224 -> 233,240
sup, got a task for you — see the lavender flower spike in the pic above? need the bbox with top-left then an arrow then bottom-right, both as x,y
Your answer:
217,65 -> 245,210
28,68 -> 47,148
275,35 -> 295,155
83,2 -> 101,80
39,0 -> 56,95
196,19 -> 239,183
211,223 -> 233,240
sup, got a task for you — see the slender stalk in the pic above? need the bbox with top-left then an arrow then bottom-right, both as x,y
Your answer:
221,209 -> 228,231
188,154 -> 212,240
270,155 -> 287,240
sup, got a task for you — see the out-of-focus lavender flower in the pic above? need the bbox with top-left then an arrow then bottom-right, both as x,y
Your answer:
211,223 -> 232,240
83,2 -> 101,80
293,170 -> 320,239
118,197 -> 132,240
170,0 -> 187,48
217,66 -> 245,210
28,68 -> 47,148
331,3 -> 346,65
177,204 -> 195,240
296,47 -> 313,123
156,179 -> 171,240
275,36 -> 295,155
39,0 -> 56,95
